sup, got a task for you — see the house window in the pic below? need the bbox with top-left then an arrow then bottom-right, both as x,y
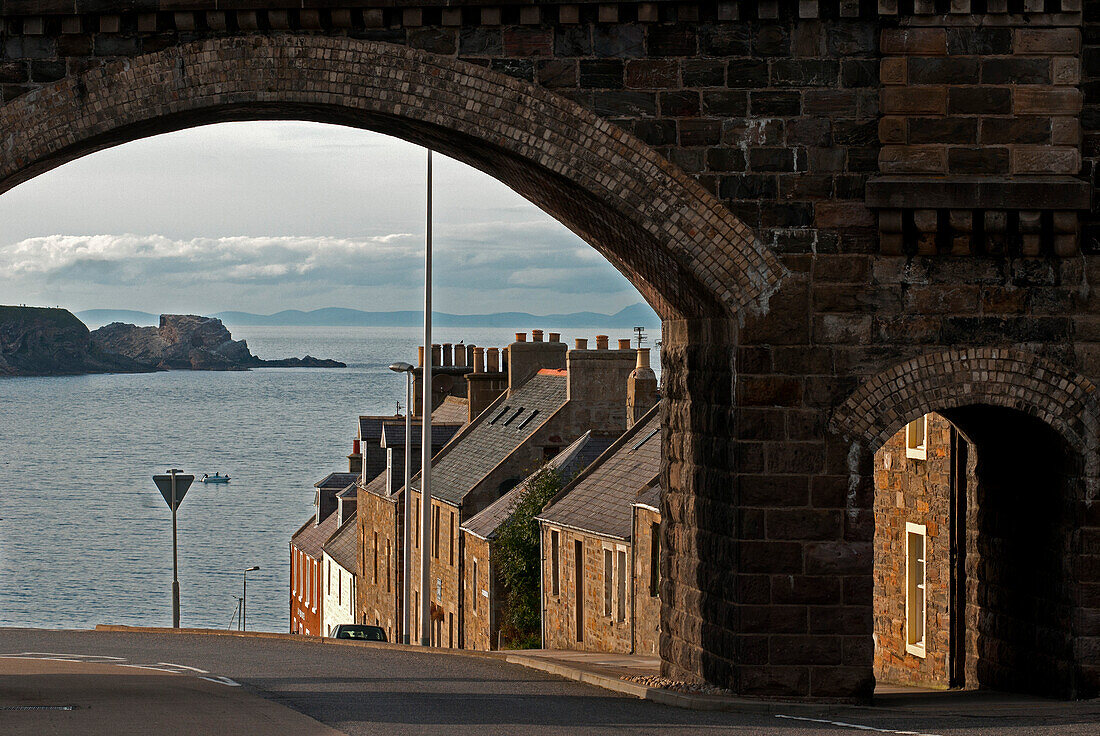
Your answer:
327,560 -> 331,594
433,505 -> 441,559
616,549 -> 627,622
414,498 -> 420,546
449,511 -> 455,566
906,522 -> 927,658
386,544 -> 392,593
649,522 -> 660,598
603,548 -> 613,617
338,569 -> 342,605
373,532 -> 379,584
472,558 -> 479,612
551,530 -> 560,596
906,415 -> 928,460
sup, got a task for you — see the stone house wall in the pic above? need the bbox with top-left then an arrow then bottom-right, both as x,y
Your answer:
356,487 -> 400,642
632,505 -> 662,657
408,492 -> 462,648
462,533 -> 495,651
872,412 -> 952,688
542,523 -> 632,654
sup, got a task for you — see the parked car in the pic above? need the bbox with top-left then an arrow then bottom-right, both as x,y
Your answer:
331,624 -> 387,642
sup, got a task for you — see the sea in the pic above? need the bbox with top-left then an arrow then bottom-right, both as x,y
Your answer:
0,325 -> 654,633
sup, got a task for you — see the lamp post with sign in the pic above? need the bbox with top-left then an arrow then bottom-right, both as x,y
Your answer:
152,469 -> 194,628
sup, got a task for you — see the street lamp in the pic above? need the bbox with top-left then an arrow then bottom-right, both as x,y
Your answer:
388,361 -> 415,645
420,149 -> 433,647
242,565 -> 259,631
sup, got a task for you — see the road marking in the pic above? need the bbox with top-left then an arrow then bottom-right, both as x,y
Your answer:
158,662 -> 209,673
775,715 -> 943,736
119,664 -> 185,674
199,675 -> 241,687
0,652 -> 125,662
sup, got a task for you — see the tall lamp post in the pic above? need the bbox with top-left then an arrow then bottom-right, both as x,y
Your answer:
420,149 -> 433,647
388,361 -> 414,644
242,565 -> 260,631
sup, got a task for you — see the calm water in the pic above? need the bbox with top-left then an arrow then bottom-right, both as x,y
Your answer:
0,325 -> 650,632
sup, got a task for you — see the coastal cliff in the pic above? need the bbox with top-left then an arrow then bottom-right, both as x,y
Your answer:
0,306 -> 155,376
90,314 -> 345,371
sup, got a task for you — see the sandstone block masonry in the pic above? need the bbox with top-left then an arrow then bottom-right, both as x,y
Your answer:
3,0 -> 1100,701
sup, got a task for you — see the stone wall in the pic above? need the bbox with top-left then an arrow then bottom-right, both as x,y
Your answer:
462,533 -> 495,650
408,492 -> 462,647
872,413 -> 953,689
356,487 -> 400,642
632,505 -> 662,657
542,524 -> 633,653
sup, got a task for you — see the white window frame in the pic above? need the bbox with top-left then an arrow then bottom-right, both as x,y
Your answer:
905,522 -> 927,658
905,415 -> 928,461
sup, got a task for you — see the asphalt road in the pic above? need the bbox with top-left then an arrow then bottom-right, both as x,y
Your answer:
1,628 -> 1097,735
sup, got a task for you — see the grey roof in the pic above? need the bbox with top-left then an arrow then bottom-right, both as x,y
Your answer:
361,469 -> 390,499
433,396 -> 469,424
633,478 -> 662,512
315,472 -> 359,490
461,431 -> 617,541
359,415 -> 399,442
412,372 -> 568,506
381,421 -> 463,449
337,483 -> 357,500
323,517 -> 358,574
291,509 -> 340,558
538,406 -> 661,540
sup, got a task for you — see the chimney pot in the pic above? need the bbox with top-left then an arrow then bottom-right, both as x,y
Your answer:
431,344 -> 441,366
487,347 -> 500,373
531,329 -> 544,342
472,346 -> 485,373
636,348 -> 651,369
442,343 -> 453,367
575,338 -> 588,349
596,335 -> 609,350
618,339 -> 631,350
515,332 -> 527,343
549,332 -> 561,343
454,343 -> 467,367
417,345 -> 425,367
501,346 -> 509,373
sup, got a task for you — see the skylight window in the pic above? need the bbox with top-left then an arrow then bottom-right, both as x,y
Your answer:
631,427 -> 660,451
489,405 -> 511,424
517,409 -> 540,429
502,407 -> 525,426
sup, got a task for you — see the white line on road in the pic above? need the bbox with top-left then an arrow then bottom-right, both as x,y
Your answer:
158,662 -> 209,673
199,675 -> 241,687
775,714 -> 943,736
119,664 -> 186,674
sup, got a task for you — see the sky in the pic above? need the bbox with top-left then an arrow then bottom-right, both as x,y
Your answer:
0,121 -> 648,317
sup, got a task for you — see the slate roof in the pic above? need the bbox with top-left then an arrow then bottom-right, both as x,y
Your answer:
291,508 -> 340,559
411,372 -> 568,506
359,415 -> 400,442
361,469 -> 390,499
323,517 -> 358,574
315,472 -> 359,490
381,421 -> 463,449
461,431 -> 618,541
633,477 -> 662,512
537,405 -> 661,540
337,483 -> 357,500
433,395 -> 469,424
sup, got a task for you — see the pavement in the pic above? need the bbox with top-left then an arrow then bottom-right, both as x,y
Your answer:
1,627 -> 1097,735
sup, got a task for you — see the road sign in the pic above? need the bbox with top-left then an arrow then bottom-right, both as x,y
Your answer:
153,474 -> 194,510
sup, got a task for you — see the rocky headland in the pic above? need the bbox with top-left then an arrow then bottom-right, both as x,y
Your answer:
90,314 -> 346,371
0,306 -> 155,376
0,307 -> 345,376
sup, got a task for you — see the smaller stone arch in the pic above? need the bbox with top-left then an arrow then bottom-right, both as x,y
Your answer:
830,347 -> 1099,453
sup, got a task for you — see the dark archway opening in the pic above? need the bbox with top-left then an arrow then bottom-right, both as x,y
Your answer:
873,405 -> 1083,699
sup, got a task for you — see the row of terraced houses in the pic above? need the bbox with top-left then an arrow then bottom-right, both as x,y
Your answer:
291,331 -> 963,687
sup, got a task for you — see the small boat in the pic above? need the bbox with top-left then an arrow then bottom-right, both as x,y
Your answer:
201,473 -> 231,484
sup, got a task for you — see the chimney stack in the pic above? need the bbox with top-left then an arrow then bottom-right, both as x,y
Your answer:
627,348 -> 659,429
467,344 -> 508,422
507,330 -> 566,393
566,340 -> 636,432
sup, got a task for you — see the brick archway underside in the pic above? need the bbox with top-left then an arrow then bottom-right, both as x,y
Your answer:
0,34 -> 785,321
831,346 -> 1098,452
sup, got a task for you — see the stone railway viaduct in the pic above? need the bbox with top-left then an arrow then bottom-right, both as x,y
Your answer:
1,0 -> 1098,701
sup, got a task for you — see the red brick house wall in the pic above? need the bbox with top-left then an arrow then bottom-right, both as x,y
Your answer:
872,413 -> 952,688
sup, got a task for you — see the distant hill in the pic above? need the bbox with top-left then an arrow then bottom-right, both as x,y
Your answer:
213,303 -> 661,328
78,309 -> 158,328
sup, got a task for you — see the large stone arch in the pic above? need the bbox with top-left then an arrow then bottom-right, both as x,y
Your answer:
0,34 -> 784,321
